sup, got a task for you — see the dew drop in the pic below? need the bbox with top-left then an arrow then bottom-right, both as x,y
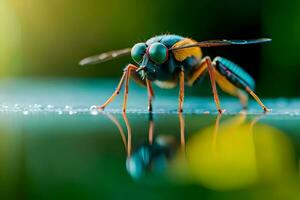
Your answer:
69,110 -> 76,115
2,105 -> 8,109
47,105 -> 54,109
90,105 -> 97,110
23,110 -> 29,115
65,105 -> 71,109
90,109 -> 98,116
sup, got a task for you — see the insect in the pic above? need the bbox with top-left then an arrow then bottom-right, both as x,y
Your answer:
80,34 -> 271,113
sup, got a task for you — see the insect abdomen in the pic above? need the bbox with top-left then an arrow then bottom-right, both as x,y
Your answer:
214,57 -> 255,90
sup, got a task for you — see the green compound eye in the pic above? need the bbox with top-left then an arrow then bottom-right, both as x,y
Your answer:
148,42 -> 168,64
131,43 -> 147,63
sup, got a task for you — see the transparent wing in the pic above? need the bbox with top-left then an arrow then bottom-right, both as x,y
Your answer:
172,38 -> 272,50
79,48 -> 131,65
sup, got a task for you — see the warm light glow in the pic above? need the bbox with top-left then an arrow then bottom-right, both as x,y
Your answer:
0,0 -> 22,76
184,114 -> 297,191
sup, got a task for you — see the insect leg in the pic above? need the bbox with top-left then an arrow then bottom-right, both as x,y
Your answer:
122,65 -> 139,112
245,87 -> 271,112
146,79 -> 155,112
212,57 -> 270,112
98,72 -> 127,110
99,64 -> 138,111
214,69 -> 249,109
206,57 -> 223,114
178,68 -> 185,112
186,56 -> 223,113
186,59 -> 208,86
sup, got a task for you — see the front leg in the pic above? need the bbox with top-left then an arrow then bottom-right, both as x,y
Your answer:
146,79 -> 154,112
98,64 -> 138,112
99,64 -> 156,112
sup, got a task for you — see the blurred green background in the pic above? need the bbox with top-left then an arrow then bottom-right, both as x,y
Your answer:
1,0 -> 300,96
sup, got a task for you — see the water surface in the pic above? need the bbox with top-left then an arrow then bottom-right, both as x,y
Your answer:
0,79 -> 299,200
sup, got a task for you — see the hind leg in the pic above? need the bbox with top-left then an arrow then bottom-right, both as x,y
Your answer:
187,56 -> 223,114
212,57 -> 270,112
245,86 -> 270,112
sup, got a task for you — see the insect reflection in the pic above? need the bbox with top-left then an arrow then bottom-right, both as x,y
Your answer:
105,112 -> 299,195
105,113 -> 185,179
105,111 -> 270,181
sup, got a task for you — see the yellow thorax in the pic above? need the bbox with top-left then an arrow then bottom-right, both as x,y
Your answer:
172,38 -> 202,62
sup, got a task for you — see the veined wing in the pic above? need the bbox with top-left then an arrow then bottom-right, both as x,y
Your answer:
79,48 -> 131,65
172,38 -> 272,50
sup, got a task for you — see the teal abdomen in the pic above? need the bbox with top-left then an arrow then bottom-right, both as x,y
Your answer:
215,57 -> 255,90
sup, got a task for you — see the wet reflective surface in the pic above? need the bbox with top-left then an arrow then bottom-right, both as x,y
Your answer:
1,112 -> 300,200
0,79 -> 300,199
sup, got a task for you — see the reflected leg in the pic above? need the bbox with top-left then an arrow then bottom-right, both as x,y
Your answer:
105,114 -> 127,151
148,113 -> 154,144
122,112 -> 132,157
212,114 -> 222,155
178,112 -> 185,152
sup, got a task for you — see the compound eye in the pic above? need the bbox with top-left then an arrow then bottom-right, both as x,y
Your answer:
148,42 -> 168,64
131,43 -> 147,63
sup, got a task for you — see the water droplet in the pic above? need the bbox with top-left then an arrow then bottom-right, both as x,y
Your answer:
57,110 -> 63,115
90,105 -> 97,110
2,105 -> 8,109
90,109 -> 98,115
65,105 -> 71,110
69,110 -> 76,115
47,105 -> 54,109
23,110 -> 29,115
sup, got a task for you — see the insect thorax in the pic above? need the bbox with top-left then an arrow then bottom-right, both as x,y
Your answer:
144,34 -> 201,82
